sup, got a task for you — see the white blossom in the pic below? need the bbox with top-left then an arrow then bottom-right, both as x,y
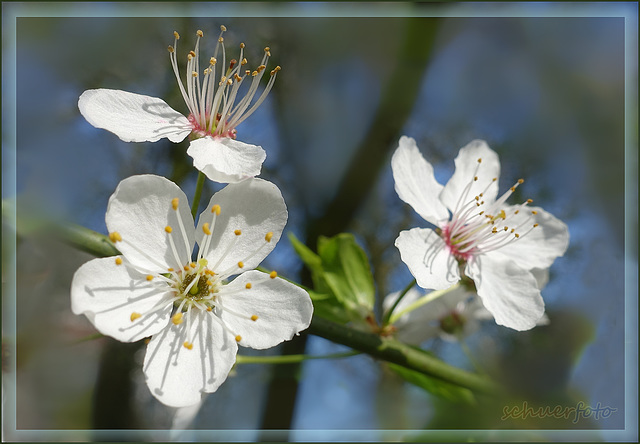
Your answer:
71,175 -> 312,407
392,136 -> 569,331
78,27 -> 280,183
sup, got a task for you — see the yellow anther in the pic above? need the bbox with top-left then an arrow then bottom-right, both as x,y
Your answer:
234,229 -> 242,236
477,158 -> 482,163
218,36 -> 224,43
533,223 -> 539,228
527,199 -> 533,204
168,45 -> 175,53
515,233 -> 520,238
234,73 -> 242,82
475,196 -> 480,201
202,223 -> 212,235
246,69 -> 251,75
235,335 -> 242,342
197,30 -> 204,37
474,176 -> 478,181
130,312 -> 141,322
269,271 -> 277,279
184,265 -> 190,271
165,226 -> 173,233
211,204 -> 221,215
189,50 -> 196,57
504,226 -> 509,231
518,178 -> 524,184
252,71 -> 258,77
246,283 -> 252,289
192,71 -> 198,77
206,280 -> 213,286
510,186 -> 516,192
172,313 -> 183,325
109,232 -> 122,243
492,178 -> 497,182
264,46 -> 270,52
115,257 -> 123,265
205,269 -> 215,276
238,261 -> 244,268
251,315 -> 258,322
499,210 -> 506,219
190,262 -> 197,268
174,31 -> 180,39
511,228 -> 515,233
257,64 -> 266,73
210,57 -> 217,66
492,227 -> 498,233
514,210 -> 520,215
227,79 -> 233,85
273,65 -> 281,72
240,42 -> 245,49
531,210 -> 538,215
241,57 -> 247,65
207,306 -> 212,311
265,232 -> 274,242
168,267 -> 174,272
220,25 -> 227,32
171,197 -> 179,210
146,275 -> 153,281
183,341 -> 193,350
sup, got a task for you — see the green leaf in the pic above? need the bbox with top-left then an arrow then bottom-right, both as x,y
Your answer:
308,290 -> 353,325
388,362 -> 477,405
290,233 -> 376,324
317,233 -> 375,311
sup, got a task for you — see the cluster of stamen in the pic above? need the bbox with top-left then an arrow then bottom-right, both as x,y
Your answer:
110,197 -> 278,349
168,26 -> 281,140
441,158 -> 540,263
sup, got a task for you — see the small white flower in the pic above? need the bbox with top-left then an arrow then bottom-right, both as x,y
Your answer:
78,27 -> 280,183
71,175 -> 312,407
391,136 -> 569,331
384,269 -> 551,344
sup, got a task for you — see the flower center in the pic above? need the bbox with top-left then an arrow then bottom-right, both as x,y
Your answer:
168,26 -> 281,140
110,196 -> 278,350
440,157 -> 539,263
439,310 -> 466,335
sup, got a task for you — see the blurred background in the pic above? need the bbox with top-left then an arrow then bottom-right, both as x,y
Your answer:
3,3 -> 637,441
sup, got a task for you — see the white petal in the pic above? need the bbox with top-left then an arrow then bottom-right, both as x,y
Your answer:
196,178 -> 287,274
385,286 -> 468,345
106,175 -> 195,271
395,228 -> 460,291
440,140 -> 500,213
493,206 -> 570,270
391,136 -> 449,225
143,309 -> 238,407
466,253 -> 545,331
78,89 -> 191,143
71,257 -> 172,342
187,137 -> 266,184
217,270 -> 313,350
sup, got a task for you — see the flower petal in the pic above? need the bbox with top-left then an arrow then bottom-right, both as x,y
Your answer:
196,178 -> 287,275
395,228 -> 460,291
384,287 -> 447,345
217,270 -> 313,349
71,257 -> 172,342
466,253 -> 545,331
106,175 -> 195,271
493,206 -> 570,270
143,309 -> 238,407
78,89 -> 191,143
440,140 -> 500,213
187,137 -> 266,184
391,136 -> 449,225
